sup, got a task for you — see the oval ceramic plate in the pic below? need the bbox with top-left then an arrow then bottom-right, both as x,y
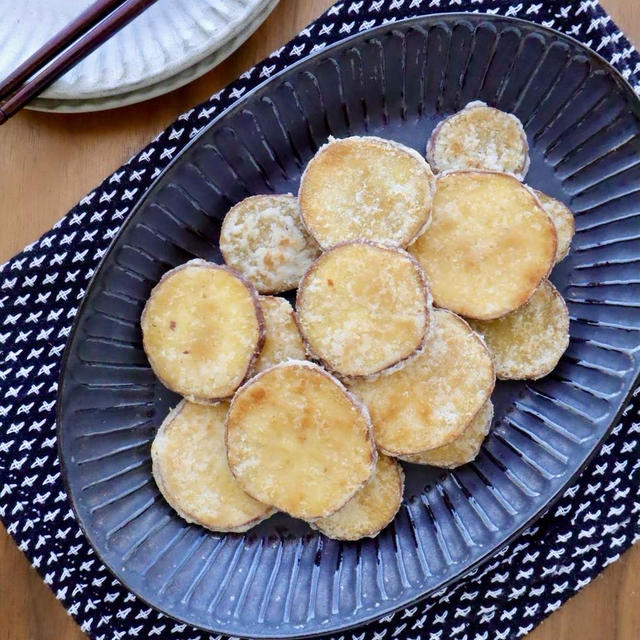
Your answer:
58,14 -> 640,639
0,0 -> 278,112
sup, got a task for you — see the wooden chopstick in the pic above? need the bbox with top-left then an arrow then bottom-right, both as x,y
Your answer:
0,0 -> 128,101
0,0 -> 160,124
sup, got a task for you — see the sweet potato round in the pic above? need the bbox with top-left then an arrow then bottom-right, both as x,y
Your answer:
409,171 -> 556,320
220,194 -> 320,294
468,279 -> 570,380
254,296 -> 306,373
350,309 -> 495,455
312,454 -> 404,540
152,401 -> 274,532
534,190 -> 575,263
400,400 -> 493,468
299,136 -> 435,249
296,241 -> 431,378
427,101 -> 530,179
226,361 -> 377,520
141,259 -> 264,403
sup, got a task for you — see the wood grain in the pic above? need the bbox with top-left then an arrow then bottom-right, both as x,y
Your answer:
0,1 -> 638,639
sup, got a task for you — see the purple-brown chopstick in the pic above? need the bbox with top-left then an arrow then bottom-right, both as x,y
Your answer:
0,0 -> 160,124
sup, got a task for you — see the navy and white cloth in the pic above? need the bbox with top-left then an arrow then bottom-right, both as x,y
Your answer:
0,2 -> 639,639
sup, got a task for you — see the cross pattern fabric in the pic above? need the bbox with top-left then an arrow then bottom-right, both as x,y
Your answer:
1,2 -> 639,639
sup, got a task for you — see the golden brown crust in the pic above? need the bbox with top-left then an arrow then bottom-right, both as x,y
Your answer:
409,171 -> 557,320
399,400 -> 493,468
533,190 -> 575,263
226,361 -> 377,520
427,101 -> 530,179
254,296 -> 306,373
299,136 -> 435,249
152,400 -> 275,533
311,454 -> 404,540
468,279 -> 570,380
220,194 -> 321,294
141,259 -> 265,403
350,309 -> 495,455
296,241 -> 432,378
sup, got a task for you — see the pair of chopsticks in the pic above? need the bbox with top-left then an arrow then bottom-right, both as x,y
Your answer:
0,0 -> 159,125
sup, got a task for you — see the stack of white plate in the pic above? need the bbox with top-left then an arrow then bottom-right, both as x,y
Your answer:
0,0 -> 279,112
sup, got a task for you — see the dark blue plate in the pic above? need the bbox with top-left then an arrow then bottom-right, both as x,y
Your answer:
57,14 -> 640,638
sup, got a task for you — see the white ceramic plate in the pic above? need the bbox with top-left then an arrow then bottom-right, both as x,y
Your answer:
0,0 -> 279,112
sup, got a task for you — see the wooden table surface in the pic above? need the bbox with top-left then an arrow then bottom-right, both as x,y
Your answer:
1,2 -> 639,639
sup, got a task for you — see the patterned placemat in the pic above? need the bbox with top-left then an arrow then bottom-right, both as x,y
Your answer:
1,2 -> 639,639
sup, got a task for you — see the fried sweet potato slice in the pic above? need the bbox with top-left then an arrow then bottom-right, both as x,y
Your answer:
220,194 -> 320,294
312,454 -> 404,540
141,260 -> 264,403
350,309 -> 495,455
400,401 -> 493,468
152,401 -> 274,532
427,101 -> 530,179
299,136 -> 435,249
296,242 -> 431,378
254,296 -> 306,373
409,171 -> 556,320
534,190 -> 575,262
468,279 -> 570,380
226,361 -> 377,520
